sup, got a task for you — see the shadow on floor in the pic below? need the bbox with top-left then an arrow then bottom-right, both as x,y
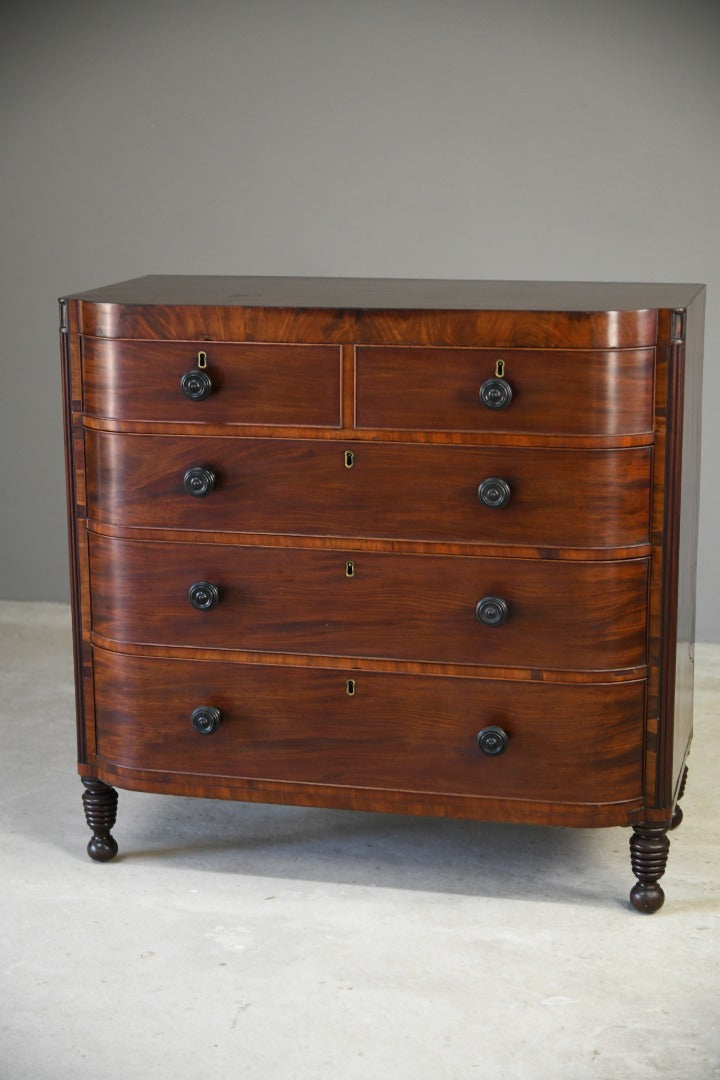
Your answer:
84,791 -> 633,909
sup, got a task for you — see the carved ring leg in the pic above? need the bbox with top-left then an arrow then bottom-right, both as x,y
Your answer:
629,825 -> 670,913
81,778 -> 119,861
670,765 -> 689,831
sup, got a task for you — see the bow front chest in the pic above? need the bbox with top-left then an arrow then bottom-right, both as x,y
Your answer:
60,276 -> 705,911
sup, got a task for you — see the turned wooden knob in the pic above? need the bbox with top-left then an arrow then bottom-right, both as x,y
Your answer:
183,466 -> 216,497
188,581 -> 220,610
479,377 -> 512,410
475,596 -> 509,626
181,369 -> 213,401
476,726 -> 509,756
478,477 -> 511,508
191,706 -> 222,735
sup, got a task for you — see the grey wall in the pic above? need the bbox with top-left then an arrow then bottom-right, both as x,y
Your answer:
1,0 -> 719,637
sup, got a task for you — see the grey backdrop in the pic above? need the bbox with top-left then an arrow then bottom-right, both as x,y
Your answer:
2,0 -> 719,638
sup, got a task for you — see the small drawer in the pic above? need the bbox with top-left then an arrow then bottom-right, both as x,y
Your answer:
92,650 -> 644,804
355,346 -> 655,435
84,431 -> 652,550
81,339 -> 342,427
89,535 -> 649,671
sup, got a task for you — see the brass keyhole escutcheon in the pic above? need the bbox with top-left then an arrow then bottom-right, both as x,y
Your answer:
197,350 -> 208,369
345,560 -> 355,578
346,679 -> 356,696
345,450 -> 355,469
495,358 -> 505,378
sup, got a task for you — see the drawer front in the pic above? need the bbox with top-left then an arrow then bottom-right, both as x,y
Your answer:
85,431 -> 652,549
355,346 -> 655,435
89,535 -> 649,670
82,339 -> 342,427
92,650 -> 645,803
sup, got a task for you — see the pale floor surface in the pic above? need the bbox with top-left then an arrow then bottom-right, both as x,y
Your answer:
1,601 -> 718,1080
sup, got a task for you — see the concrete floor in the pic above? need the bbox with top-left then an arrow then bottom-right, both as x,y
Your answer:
1,601 -> 718,1080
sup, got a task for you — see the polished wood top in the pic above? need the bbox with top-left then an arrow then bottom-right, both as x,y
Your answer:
62,275 -> 704,312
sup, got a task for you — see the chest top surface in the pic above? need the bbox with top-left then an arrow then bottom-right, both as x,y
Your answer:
62,274 -> 704,311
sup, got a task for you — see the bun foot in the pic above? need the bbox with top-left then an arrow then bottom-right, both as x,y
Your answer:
87,833 -> 119,862
630,881 -> 665,913
82,777 -> 119,861
629,825 -> 670,913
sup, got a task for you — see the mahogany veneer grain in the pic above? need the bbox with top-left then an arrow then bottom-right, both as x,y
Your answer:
84,431 -> 652,549
92,649 -> 645,805
88,534 -> 649,671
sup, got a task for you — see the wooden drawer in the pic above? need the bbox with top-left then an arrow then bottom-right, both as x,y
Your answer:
355,346 -> 655,435
81,339 -> 342,427
84,431 -> 652,549
89,535 -> 649,670
92,650 -> 645,804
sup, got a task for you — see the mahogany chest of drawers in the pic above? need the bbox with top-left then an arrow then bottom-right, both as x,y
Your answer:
60,276 -> 705,911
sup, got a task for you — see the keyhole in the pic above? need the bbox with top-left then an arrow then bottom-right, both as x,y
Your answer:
345,450 -> 354,469
495,358 -> 505,378
345,561 -> 355,578
197,350 -> 208,369
346,679 -> 356,696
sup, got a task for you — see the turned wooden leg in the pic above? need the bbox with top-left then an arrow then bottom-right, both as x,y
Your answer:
670,765 -> 689,830
629,825 -> 670,913
81,778 -> 119,861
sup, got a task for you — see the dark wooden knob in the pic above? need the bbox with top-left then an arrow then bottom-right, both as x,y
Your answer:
181,369 -> 213,401
478,477 -> 511,508
188,581 -> 220,610
183,466 -> 216,497
476,726 -> 509,755
191,706 -> 222,735
479,377 -> 512,410
476,596 -> 509,626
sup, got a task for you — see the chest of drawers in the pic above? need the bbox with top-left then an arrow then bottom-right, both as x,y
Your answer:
60,276 -> 705,911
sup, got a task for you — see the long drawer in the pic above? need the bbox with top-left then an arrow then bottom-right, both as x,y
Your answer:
355,346 -> 655,435
84,431 -> 653,549
88,535 -> 649,670
81,339 -> 342,427
92,649 -> 645,804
